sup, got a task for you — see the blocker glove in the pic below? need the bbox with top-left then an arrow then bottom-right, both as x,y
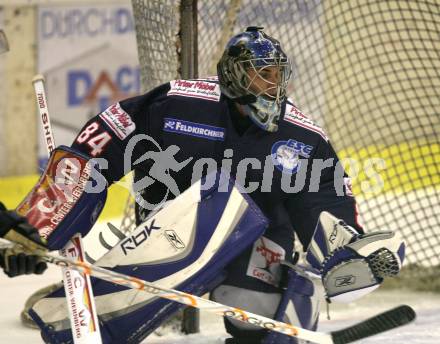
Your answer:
0,202 -> 48,277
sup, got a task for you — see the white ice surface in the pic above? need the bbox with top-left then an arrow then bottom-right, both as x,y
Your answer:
144,290 -> 440,344
1,263 -> 439,344
1,221 -> 439,343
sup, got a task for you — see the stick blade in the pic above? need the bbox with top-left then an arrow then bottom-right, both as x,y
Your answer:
331,305 -> 416,344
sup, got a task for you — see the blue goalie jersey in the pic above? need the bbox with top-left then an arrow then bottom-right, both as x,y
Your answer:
71,77 -> 363,291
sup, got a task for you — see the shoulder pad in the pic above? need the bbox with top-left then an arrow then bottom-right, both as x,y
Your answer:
283,100 -> 328,141
167,78 -> 221,102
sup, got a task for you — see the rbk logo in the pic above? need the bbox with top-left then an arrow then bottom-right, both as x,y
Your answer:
120,219 -> 161,255
164,230 -> 185,250
335,275 -> 356,287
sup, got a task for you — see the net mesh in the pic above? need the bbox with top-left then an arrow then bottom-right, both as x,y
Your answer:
121,0 -> 180,234
132,0 -> 180,92
131,0 -> 440,288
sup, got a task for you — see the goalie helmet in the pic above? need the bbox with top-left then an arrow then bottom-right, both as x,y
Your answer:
217,26 -> 292,132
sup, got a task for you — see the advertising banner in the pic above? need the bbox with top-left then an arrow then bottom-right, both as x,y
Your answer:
37,2 -> 139,168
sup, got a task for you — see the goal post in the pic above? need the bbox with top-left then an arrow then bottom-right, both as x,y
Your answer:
130,0 -> 201,334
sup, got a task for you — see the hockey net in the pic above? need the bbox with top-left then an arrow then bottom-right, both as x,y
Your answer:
119,0 -> 179,234
130,0 -> 440,290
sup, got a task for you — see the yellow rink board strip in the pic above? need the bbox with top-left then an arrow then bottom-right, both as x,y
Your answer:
339,142 -> 440,197
0,142 -> 438,217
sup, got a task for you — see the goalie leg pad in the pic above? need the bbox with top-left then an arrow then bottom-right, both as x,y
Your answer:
28,170 -> 268,344
212,268 -> 320,344
211,285 -> 280,342
32,270 -> 227,344
262,268 -> 320,344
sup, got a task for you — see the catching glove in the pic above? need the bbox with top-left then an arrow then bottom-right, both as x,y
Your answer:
306,211 -> 405,303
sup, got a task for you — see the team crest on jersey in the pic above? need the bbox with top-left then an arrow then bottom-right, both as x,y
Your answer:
168,79 -> 221,102
164,118 -> 225,141
271,139 -> 313,174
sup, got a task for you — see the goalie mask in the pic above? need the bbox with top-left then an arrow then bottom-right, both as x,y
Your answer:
217,26 -> 292,132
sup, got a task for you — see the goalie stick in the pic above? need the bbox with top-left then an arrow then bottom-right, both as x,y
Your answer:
0,238 -> 416,344
30,75 -> 102,344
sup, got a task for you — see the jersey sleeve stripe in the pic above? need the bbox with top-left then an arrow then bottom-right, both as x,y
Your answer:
167,91 -> 220,101
283,116 -> 328,141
